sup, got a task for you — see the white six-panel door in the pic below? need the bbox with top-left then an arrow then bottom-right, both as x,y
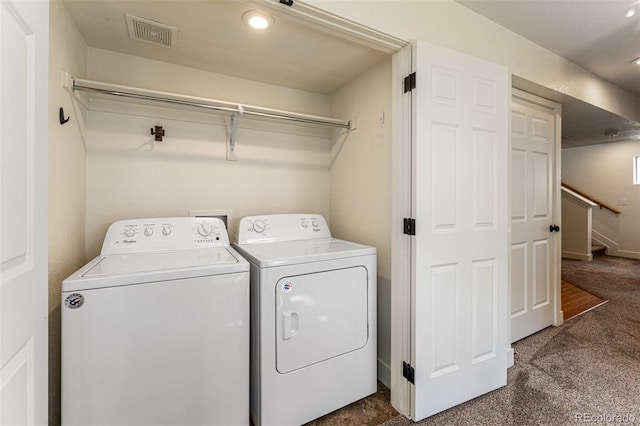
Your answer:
0,0 -> 49,424
510,90 -> 560,343
410,41 -> 509,421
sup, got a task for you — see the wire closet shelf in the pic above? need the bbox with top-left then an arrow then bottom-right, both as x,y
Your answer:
69,76 -> 352,130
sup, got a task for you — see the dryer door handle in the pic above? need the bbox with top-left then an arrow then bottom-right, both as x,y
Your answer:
282,311 -> 299,340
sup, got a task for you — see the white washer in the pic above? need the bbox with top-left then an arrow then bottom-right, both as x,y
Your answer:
61,217 -> 249,426
233,214 -> 377,426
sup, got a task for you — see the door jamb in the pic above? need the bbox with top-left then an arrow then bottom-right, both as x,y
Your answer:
390,43 -> 413,417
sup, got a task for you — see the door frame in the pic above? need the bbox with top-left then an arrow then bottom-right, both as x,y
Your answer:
390,43 -> 413,416
510,88 -> 563,331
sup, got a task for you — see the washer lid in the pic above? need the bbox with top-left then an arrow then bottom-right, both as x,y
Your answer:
233,238 -> 376,268
62,247 -> 249,292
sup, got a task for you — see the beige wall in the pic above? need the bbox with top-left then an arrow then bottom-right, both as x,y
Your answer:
562,141 -> 640,259
307,0 -> 640,123
561,193 -> 593,261
329,59 -> 392,279
329,58 -> 392,384
48,1 -> 88,424
84,101 -> 332,257
87,48 -> 331,118
83,49 -> 337,258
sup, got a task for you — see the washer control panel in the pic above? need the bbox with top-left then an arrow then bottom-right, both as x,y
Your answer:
236,214 -> 331,244
101,217 -> 229,254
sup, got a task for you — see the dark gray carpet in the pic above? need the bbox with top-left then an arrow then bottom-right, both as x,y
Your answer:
382,256 -> 640,425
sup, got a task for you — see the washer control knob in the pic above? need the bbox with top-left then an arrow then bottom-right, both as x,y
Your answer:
301,219 -> 308,228
161,225 -> 172,236
312,219 -> 319,228
252,220 -> 266,233
197,223 -> 213,237
123,229 -> 135,238
144,227 -> 154,237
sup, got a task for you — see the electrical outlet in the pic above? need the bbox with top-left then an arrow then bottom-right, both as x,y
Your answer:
617,198 -> 628,206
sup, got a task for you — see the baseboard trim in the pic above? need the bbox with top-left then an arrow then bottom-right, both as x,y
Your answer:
592,230 -> 640,259
562,251 -> 593,261
614,250 -> 640,260
377,359 -> 391,388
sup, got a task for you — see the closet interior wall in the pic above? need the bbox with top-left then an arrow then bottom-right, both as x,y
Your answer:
329,58 -> 393,385
84,47 -> 334,258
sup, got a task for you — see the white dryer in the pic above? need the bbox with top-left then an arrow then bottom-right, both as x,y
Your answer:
61,217 -> 249,426
233,214 -> 377,426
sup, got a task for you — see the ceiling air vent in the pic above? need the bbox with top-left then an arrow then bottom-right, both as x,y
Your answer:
125,13 -> 177,49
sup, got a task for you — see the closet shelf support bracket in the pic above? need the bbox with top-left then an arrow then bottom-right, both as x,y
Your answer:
227,105 -> 244,161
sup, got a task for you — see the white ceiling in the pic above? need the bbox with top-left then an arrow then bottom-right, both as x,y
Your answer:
458,0 -> 640,98
457,0 -> 640,148
63,0 -> 640,148
62,0 -> 389,94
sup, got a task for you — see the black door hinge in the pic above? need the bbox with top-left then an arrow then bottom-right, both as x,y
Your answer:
402,361 -> 415,384
403,218 -> 416,236
403,72 -> 416,93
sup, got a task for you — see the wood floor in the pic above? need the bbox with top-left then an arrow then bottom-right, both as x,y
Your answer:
561,280 -> 607,320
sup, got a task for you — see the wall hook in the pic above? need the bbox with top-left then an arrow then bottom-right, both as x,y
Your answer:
59,107 -> 70,125
151,125 -> 165,142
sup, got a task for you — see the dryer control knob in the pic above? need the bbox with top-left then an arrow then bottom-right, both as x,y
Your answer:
123,229 -> 135,238
144,227 -> 154,237
252,220 -> 266,233
161,225 -> 172,236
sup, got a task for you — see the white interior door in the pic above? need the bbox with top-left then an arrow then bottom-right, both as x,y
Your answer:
510,90 -> 560,343
0,0 -> 49,424
409,41 -> 509,421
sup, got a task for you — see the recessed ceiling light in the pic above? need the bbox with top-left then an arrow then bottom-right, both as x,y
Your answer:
242,10 -> 274,30
632,57 -> 640,65
627,8 -> 636,18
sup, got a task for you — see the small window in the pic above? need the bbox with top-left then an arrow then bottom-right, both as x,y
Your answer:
635,155 -> 640,185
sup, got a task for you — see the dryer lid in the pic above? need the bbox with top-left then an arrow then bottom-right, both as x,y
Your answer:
233,238 -> 375,268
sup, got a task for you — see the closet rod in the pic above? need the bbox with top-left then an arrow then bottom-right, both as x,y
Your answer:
71,77 -> 352,130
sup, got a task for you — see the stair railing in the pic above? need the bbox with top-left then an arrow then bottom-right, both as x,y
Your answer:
561,183 -> 621,215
